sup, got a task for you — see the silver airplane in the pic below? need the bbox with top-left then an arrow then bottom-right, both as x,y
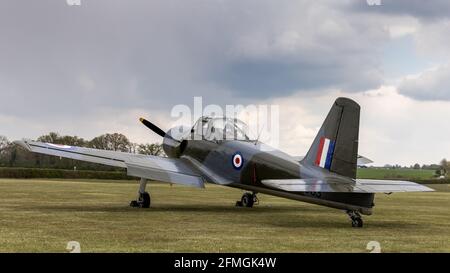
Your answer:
15,97 -> 433,227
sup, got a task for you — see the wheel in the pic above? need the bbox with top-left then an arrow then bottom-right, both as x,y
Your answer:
139,192 -> 151,208
351,217 -> 363,228
241,193 -> 254,208
357,218 -> 363,227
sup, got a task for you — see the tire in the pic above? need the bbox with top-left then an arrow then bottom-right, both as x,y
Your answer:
241,193 -> 254,208
357,218 -> 363,228
352,218 -> 363,228
139,192 -> 151,208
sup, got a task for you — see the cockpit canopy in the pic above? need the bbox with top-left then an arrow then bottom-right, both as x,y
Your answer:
191,117 -> 256,141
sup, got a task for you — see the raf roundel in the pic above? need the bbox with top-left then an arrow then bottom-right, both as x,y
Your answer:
232,152 -> 243,170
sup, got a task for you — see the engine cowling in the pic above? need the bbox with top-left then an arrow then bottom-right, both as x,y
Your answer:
162,125 -> 190,158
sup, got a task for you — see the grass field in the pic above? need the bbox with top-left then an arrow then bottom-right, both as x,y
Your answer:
0,179 -> 449,252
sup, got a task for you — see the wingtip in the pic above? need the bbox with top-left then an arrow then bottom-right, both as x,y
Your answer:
13,140 -> 31,150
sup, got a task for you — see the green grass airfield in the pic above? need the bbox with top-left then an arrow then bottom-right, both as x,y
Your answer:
0,179 -> 448,252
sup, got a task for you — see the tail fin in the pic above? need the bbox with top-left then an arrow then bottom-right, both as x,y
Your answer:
303,97 -> 360,178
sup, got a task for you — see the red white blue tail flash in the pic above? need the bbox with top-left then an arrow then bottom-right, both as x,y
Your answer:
315,137 -> 335,170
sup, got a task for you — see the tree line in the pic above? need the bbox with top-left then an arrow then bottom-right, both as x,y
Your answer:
0,133 -> 164,170
378,160 -> 448,178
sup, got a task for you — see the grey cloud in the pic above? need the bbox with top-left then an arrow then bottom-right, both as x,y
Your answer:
218,58 -> 382,96
0,0 -> 389,121
398,65 -> 450,101
0,1 -> 235,117
210,1 -> 388,96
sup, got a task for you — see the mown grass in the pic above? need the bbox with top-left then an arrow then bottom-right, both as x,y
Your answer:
0,179 -> 448,252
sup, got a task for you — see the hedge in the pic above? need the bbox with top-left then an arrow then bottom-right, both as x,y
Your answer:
0,167 -> 134,180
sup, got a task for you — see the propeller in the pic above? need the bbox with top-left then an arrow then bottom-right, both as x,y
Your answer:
139,117 -> 167,138
139,117 -> 185,157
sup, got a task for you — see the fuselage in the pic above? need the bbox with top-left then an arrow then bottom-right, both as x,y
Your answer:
172,138 -> 374,215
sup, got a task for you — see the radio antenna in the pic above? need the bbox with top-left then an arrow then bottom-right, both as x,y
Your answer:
255,124 -> 265,145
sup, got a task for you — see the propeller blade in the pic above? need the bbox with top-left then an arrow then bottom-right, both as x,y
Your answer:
139,117 -> 166,138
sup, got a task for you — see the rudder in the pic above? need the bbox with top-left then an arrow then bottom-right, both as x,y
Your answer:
303,97 -> 360,178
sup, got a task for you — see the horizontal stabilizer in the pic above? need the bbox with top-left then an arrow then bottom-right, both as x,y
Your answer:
262,178 -> 434,193
357,155 -> 373,165
292,154 -> 373,165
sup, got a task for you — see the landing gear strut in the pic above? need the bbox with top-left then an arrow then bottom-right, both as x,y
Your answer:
130,178 -> 151,208
346,210 -> 363,228
236,192 -> 258,208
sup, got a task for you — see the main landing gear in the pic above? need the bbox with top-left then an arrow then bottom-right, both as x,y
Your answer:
236,192 -> 258,208
346,210 -> 363,228
130,178 -> 151,208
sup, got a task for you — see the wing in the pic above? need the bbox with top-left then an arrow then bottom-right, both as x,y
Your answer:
14,140 -> 205,188
292,154 -> 373,165
262,178 -> 434,193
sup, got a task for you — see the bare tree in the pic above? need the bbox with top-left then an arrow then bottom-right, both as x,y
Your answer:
129,143 -> 140,154
89,133 -> 131,152
37,132 -> 87,146
0,135 -> 9,154
0,136 -> 10,165
37,132 -> 61,143
59,135 -> 86,146
137,143 -> 164,156
440,158 -> 448,170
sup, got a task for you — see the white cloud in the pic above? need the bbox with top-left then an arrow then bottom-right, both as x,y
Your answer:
259,86 -> 450,166
398,64 -> 450,100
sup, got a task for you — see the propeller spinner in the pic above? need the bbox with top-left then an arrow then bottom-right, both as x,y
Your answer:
139,117 -> 187,158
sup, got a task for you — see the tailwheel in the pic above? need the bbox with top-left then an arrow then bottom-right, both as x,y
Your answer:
352,217 -> 363,228
346,210 -> 363,228
239,192 -> 256,208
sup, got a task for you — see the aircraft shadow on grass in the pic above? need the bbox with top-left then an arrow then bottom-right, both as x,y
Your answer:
21,204 -> 418,229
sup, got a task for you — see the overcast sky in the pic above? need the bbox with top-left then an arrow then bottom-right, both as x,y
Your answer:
1,0 -> 450,166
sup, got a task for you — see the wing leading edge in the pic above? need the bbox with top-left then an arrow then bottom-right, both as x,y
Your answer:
14,140 -> 205,188
262,178 -> 434,193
